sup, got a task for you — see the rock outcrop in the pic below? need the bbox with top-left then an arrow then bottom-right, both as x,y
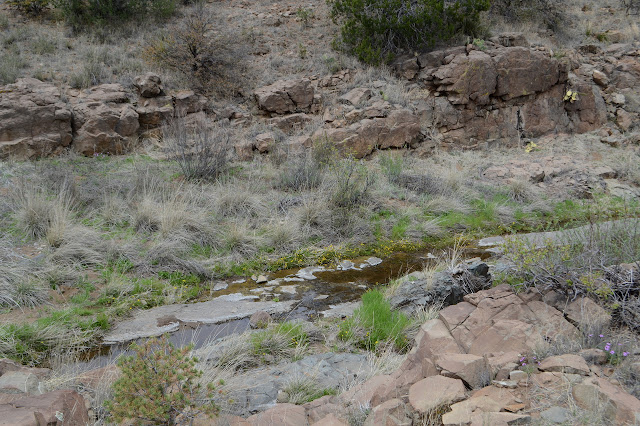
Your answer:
0,359 -> 89,426
310,105 -> 422,159
0,390 -> 89,426
385,37 -> 640,150
255,78 -> 316,115
388,260 -> 491,315
69,84 -> 139,156
0,74 -> 208,158
404,42 -> 608,148
275,284 -> 640,426
0,78 -> 73,159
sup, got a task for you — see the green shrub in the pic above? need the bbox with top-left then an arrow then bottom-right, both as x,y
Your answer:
106,335 -> 217,425
7,0 -> 50,16
330,158 -> 374,209
328,0 -> 490,65
55,0 -> 177,30
339,289 -> 410,351
489,0 -> 565,33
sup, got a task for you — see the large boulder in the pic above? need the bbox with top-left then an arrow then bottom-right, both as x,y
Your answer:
0,372 -> 40,395
389,261 -> 491,315
364,399 -> 411,426
69,83 -> 140,156
246,403 -> 308,426
311,108 -> 422,158
133,72 -> 163,98
432,50 -> 497,105
255,79 -> 315,114
0,390 -> 89,426
572,377 -> 640,425
72,101 -> 139,156
408,376 -> 466,413
410,39 -> 612,148
136,95 -> 174,128
0,78 -> 73,159
492,47 -> 561,100
436,353 -> 492,389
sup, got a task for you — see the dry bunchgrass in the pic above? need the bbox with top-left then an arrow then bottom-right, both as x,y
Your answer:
13,185 -> 74,240
215,186 -> 267,219
266,220 -> 302,252
526,371 -> 611,425
422,195 -> 472,216
47,225 -> 106,267
220,221 -> 263,259
507,178 -> 536,202
0,261 -> 48,308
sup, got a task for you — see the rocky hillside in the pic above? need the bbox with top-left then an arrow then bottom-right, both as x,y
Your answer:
2,35 -> 639,159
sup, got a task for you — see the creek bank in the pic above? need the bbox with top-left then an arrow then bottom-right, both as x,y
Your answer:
103,253 -> 437,345
478,218 -> 640,253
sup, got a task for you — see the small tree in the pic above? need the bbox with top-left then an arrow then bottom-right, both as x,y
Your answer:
106,335 -> 217,425
328,0 -> 490,65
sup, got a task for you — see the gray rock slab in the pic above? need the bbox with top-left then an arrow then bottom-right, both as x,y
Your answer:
337,260 -> 355,270
0,372 -> 41,395
222,352 -> 372,416
278,285 -> 298,295
103,293 -> 296,344
366,257 -> 383,266
321,302 -> 359,319
296,266 -> 325,280
540,406 -> 570,423
477,219 -> 640,250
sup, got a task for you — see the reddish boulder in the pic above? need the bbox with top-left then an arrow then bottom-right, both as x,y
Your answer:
0,390 -> 89,426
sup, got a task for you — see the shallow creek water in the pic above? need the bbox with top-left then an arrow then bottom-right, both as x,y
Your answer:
78,246 -> 489,367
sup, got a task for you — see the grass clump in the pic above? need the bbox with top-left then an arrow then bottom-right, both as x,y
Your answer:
282,376 -> 337,405
328,0 -> 490,65
339,289 -> 410,351
276,153 -> 324,192
0,51 -> 27,85
250,321 -> 309,361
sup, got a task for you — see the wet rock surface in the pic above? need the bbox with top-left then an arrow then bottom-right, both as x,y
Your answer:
388,260 -> 491,315
103,293 -> 297,344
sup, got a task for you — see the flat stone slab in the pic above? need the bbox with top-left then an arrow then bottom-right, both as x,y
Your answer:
478,219 -> 640,250
103,293 -> 296,344
321,302 -> 359,319
224,352 -> 372,416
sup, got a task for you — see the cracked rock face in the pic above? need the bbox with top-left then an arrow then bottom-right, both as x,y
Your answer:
254,78 -> 315,114
0,78 -> 73,159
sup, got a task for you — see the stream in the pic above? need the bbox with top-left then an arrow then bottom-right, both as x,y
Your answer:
77,246 -> 490,367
